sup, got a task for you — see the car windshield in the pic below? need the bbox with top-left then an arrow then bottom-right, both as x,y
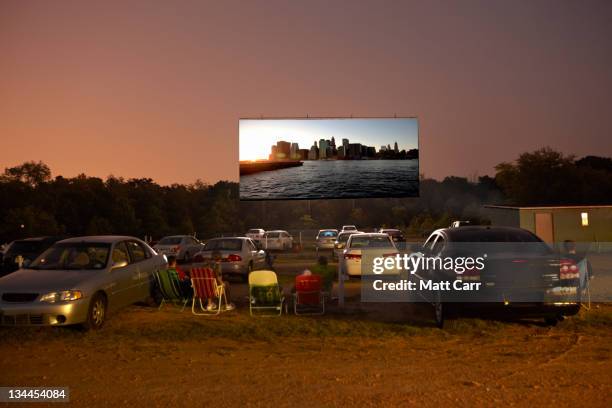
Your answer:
319,231 -> 337,238
29,243 -> 111,270
349,236 -> 393,248
204,239 -> 243,251
265,232 -> 280,238
158,237 -> 182,245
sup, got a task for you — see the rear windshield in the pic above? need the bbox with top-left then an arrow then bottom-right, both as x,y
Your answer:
158,237 -> 182,245
29,243 -> 111,270
265,232 -> 280,238
319,231 -> 337,238
204,239 -> 243,251
349,236 -> 393,248
450,229 -> 543,243
7,241 -> 46,254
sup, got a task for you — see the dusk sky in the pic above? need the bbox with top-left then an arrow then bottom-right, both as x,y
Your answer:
239,118 -> 418,161
1,0 -> 611,185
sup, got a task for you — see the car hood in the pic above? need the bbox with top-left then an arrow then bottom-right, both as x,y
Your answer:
0,268 -> 99,293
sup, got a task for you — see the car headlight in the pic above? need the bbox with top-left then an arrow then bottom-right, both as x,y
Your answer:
40,290 -> 83,303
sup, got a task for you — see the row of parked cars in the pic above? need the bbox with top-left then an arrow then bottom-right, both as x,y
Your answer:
0,225 -> 583,329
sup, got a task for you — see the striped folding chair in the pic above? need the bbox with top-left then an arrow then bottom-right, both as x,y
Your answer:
154,268 -> 190,312
190,267 -> 229,315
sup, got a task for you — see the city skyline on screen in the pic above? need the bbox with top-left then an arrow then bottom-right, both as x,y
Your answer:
239,118 -> 418,162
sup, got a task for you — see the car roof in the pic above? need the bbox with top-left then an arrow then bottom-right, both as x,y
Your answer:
207,236 -> 248,240
58,235 -> 142,244
350,233 -> 389,237
266,230 -> 288,233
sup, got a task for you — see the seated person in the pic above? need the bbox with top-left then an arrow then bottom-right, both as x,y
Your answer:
204,258 -> 235,311
311,256 -> 335,293
167,255 -> 193,296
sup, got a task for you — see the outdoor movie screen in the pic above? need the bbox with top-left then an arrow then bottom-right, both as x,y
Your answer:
239,117 -> 419,200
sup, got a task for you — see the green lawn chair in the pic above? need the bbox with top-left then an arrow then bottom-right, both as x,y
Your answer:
248,270 -> 284,316
154,268 -> 190,312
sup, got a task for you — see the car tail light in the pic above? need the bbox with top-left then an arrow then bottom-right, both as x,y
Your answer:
225,254 -> 242,262
344,253 -> 361,260
559,258 -> 579,280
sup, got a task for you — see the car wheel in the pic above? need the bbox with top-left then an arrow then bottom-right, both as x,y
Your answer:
433,290 -> 444,329
81,292 -> 107,331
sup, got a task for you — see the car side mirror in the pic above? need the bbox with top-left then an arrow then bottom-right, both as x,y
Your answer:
111,260 -> 128,270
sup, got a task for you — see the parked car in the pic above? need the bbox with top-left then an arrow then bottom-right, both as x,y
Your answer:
153,235 -> 204,262
246,228 -> 266,242
315,229 -> 338,252
262,230 -> 293,251
379,229 -> 406,243
333,231 -> 362,259
0,236 -> 66,277
411,226 -> 581,328
341,233 -> 398,277
0,236 -> 166,329
192,237 -> 267,281
341,225 -> 357,232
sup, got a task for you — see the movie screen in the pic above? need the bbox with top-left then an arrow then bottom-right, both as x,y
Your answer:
239,118 -> 419,200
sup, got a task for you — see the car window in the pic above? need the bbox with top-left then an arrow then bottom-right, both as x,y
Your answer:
431,236 -> 445,256
113,242 -> 130,264
127,241 -> 147,262
349,235 -> 394,249
158,237 -> 182,245
204,239 -> 243,251
246,240 -> 257,251
266,232 -> 280,238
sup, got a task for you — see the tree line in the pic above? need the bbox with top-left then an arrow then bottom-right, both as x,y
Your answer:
1,148 -> 610,243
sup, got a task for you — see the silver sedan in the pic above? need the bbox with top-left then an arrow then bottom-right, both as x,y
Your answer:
0,236 -> 167,330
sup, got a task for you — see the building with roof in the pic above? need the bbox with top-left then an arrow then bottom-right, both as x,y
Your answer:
484,205 -> 612,243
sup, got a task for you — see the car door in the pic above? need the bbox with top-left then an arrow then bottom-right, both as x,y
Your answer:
108,241 -> 140,310
126,240 -> 154,302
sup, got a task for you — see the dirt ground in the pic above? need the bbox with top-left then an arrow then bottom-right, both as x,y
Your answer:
1,248 -> 611,407
1,301 -> 611,407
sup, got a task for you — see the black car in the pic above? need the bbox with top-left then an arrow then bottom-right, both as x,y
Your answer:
410,226 -> 581,327
0,236 -> 66,277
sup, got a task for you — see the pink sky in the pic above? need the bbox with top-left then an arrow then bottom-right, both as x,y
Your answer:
1,0 -> 611,185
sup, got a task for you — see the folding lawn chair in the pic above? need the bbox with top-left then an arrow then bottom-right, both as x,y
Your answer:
248,270 -> 285,316
154,268 -> 190,312
190,267 -> 230,315
293,274 -> 325,315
